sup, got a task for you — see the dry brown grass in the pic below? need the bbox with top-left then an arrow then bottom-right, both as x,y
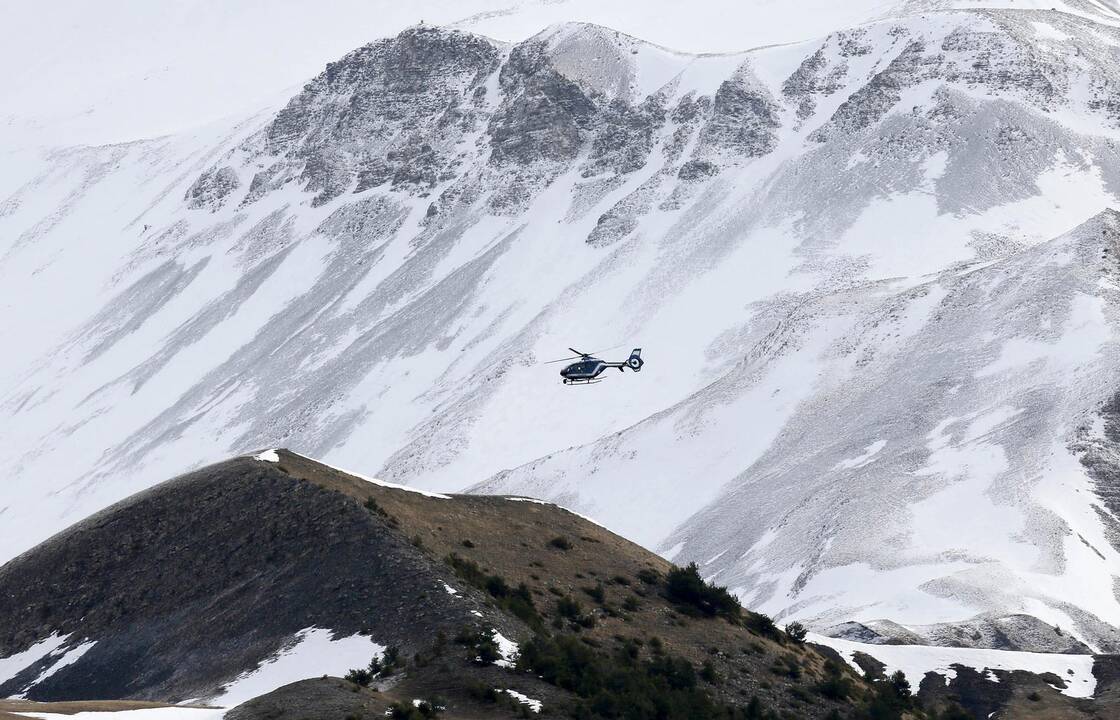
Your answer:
272,449 -> 851,711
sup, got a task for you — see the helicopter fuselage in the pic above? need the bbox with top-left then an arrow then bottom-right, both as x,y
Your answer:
560,358 -> 615,383
559,349 -> 643,384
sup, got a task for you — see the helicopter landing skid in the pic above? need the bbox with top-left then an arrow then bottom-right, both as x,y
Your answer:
562,378 -> 602,386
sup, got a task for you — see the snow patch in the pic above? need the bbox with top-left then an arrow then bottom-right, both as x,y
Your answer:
254,449 -> 280,463
19,640 -> 97,695
491,630 -> 520,669
0,633 -> 70,685
291,452 -> 450,499
833,440 -> 887,470
20,709 -> 224,720
502,689 -> 543,713
505,496 -> 552,505
210,627 -> 383,705
811,634 -> 1097,698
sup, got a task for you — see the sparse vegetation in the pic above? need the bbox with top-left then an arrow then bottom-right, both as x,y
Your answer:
343,667 -> 372,687
557,595 -> 582,619
583,583 -> 606,604
860,670 -> 916,720
784,621 -> 807,644
344,645 -> 401,686
637,568 -> 661,584
665,563 -> 742,621
548,536 -> 573,550
444,554 -> 542,630
745,612 -> 780,640
769,654 -> 801,680
386,698 -> 443,719
363,497 -> 399,527
516,633 -> 765,720
455,626 -> 501,664
815,660 -> 852,700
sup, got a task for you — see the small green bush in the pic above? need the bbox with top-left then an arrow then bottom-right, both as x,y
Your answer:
454,627 -> 501,665
444,554 -> 542,630
664,563 -> 741,620
745,612 -> 780,639
784,621 -> 808,644
548,536 -> 573,550
344,667 -> 372,686
557,596 -> 582,619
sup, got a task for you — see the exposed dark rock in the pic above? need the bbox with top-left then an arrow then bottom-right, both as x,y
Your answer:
0,455 -> 502,702
582,95 -> 666,177
488,40 -> 597,168
677,159 -> 718,181
698,76 -> 780,158
185,167 -> 240,210
256,26 -> 501,205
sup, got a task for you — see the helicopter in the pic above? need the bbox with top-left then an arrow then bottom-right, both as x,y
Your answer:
546,347 -> 644,385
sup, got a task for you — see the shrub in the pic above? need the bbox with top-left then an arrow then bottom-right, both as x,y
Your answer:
467,683 -> 500,703
345,645 -> 401,686
386,699 -> 442,719
556,596 -> 582,619
1027,691 -> 1042,702
746,612 -> 780,639
344,667 -> 372,686
622,595 -> 641,612
444,554 -> 542,630
548,536 -> 573,550
769,655 -> 801,679
814,661 -> 851,700
583,583 -> 606,604
636,568 -> 661,584
863,669 -> 916,719
664,563 -> 741,620
936,705 -> 974,720
363,497 -> 399,526
461,539 -> 475,548
516,634 -> 740,719
454,627 -> 501,665
784,621 -> 808,644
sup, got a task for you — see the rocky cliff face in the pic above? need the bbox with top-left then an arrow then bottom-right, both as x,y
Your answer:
4,7 -> 1120,656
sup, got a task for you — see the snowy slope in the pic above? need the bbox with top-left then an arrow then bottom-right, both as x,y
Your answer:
4,3 -> 1120,653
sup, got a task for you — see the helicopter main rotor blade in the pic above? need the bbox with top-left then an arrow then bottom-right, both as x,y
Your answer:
542,355 -> 582,365
568,347 -> 589,357
585,344 -> 625,357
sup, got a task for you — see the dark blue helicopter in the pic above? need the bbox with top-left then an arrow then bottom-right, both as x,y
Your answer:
547,347 -> 644,385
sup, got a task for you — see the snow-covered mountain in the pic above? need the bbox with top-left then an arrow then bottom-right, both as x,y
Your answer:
5,1 -> 1120,654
